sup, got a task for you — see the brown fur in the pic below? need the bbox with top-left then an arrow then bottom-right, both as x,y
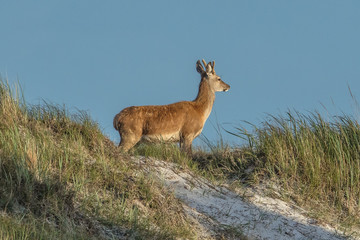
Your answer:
113,59 -> 230,154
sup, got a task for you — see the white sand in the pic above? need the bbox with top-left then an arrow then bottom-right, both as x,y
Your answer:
137,157 -> 354,240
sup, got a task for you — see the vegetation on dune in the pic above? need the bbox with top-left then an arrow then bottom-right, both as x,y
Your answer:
0,79 -> 193,239
228,111 -> 360,231
1,77 -> 359,238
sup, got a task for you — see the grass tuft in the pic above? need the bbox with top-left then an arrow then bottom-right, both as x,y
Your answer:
229,111 -> 360,227
0,78 -> 194,239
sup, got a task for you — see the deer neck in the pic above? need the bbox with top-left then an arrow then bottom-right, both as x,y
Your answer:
193,79 -> 215,121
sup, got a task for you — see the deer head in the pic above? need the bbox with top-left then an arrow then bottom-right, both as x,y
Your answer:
196,59 -> 230,93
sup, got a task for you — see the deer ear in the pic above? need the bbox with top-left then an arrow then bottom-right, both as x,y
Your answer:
196,60 -> 205,74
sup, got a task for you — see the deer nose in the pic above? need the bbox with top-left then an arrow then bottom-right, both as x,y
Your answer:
223,84 -> 230,92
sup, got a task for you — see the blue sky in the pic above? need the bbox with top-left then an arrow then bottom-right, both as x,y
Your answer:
1,1 -> 360,145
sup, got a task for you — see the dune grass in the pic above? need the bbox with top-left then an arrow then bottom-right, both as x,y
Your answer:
2,76 -> 359,238
0,79 -> 194,239
227,111 -> 360,231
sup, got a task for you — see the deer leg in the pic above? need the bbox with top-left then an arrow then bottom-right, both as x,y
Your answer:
119,131 -> 141,152
180,135 -> 194,156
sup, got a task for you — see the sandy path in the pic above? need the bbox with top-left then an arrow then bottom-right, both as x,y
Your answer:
137,157 -> 352,240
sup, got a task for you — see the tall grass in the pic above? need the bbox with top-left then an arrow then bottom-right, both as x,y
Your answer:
230,111 -> 360,224
0,78 -> 193,239
3,75 -> 358,237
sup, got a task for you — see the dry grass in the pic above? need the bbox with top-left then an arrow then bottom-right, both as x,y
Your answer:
2,76 -> 359,238
0,78 -> 194,239
228,111 -> 360,231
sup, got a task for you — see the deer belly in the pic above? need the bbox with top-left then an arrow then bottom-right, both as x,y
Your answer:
142,132 -> 180,142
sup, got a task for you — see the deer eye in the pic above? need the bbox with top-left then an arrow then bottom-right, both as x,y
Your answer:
218,78 -> 221,81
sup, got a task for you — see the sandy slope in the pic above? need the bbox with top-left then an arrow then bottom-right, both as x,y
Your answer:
136,156 -> 354,240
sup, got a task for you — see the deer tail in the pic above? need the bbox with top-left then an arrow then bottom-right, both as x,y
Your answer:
113,113 -> 121,131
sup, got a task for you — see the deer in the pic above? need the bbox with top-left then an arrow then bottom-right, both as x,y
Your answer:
113,59 -> 230,155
